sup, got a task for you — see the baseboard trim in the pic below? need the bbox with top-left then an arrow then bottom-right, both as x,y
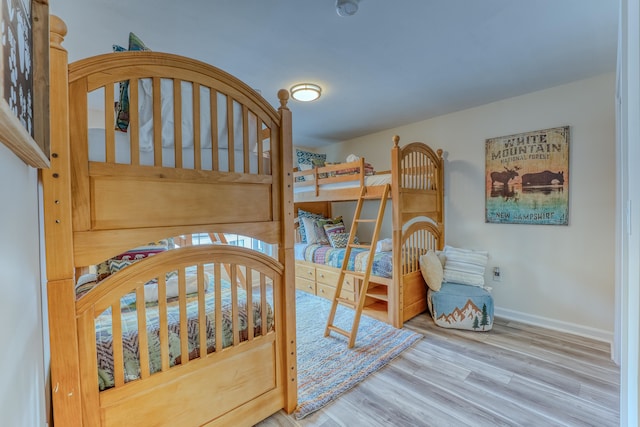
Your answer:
495,306 -> 614,355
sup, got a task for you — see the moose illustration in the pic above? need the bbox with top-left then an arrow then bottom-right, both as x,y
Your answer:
521,170 -> 564,186
490,166 -> 521,187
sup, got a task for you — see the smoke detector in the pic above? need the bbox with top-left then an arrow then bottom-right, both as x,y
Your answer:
336,0 -> 359,17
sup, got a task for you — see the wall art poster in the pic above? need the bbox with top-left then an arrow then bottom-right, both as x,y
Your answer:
485,126 -> 569,225
1,0 -> 33,137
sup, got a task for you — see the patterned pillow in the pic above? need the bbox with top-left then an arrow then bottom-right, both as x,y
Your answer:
113,32 -> 151,132
295,149 -> 327,168
95,241 -> 168,280
324,222 -> 358,248
298,209 -> 326,244
323,222 -> 346,236
327,232 -> 351,248
108,258 -> 134,274
442,245 -> 489,287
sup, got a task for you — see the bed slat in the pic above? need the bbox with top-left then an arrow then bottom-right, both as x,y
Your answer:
152,77 -> 162,167
157,275 -> 170,372
197,264 -> 207,357
243,105 -> 250,173
246,268 -> 254,341
231,265 -> 240,345
178,268 -> 189,365
129,78 -> 141,166
227,96 -> 235,172
112,303 -> 124,387
193,82 -> 202,170
214,263 -> 223,353
135,286 -> 150,379
104,85 -> 115,164
260,274 -> 267,337
210,89 -> 219,170
174,79 -> 183,168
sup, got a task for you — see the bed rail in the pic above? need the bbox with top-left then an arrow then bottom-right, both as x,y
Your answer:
76,245 -> 284,426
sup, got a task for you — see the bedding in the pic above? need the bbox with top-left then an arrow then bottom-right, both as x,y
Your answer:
76,271 -> 274,391
293,173 -> 391,194
296,243 -> 393,279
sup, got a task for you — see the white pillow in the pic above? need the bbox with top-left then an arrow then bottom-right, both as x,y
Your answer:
442,245 -> 489,287
419,250 -> 443,291
298,163 -> 315,181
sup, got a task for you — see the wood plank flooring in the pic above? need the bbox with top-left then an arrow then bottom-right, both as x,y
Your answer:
257,314 -> 620,427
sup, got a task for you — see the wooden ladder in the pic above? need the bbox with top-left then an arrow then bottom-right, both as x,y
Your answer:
324,184 -> 390,348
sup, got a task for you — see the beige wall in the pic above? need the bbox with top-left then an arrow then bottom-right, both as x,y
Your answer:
0,144 -> 48,425
323,73 -> 616,342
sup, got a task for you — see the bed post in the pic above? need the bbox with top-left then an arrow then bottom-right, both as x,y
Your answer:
43,15 -> 84,427
436,148 -> 445,248
389,135 -> 403,327
277,89 -> 298,412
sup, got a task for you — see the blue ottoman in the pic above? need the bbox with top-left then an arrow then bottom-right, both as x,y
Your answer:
427,282 -> 494,331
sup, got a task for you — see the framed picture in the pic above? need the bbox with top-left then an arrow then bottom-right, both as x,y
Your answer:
0,0 -> 49,168
485,126 -> 570,225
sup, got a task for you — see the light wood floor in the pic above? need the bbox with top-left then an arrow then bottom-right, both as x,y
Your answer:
257,314 -> 620,427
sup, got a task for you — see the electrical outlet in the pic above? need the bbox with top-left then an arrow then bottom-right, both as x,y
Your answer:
493,266 -> 501,282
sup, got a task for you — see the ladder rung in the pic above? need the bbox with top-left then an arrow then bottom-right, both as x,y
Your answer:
363,195 -> 382,200
349,244 -> 371,250
327,325 -> 351,338
354,219 -> 376,223
336,297 -> 356,308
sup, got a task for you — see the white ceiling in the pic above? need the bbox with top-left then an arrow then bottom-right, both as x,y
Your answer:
50,0 -> 618,148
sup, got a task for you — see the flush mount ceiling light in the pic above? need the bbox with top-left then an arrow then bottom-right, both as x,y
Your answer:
336,0 -> 360,17
290,83 -> 322,102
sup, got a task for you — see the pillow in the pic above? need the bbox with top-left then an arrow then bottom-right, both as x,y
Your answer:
298,163 -> 314,181
95,241 -> 168,280
323,222 -> 346,236
442,245 -> 489,287
301,216 -> 326,244
324,222 -> 358,248
113,32 -> 151,132
296,149 -> 326,168
327,232 -> 350,249
301,216 -> 343,245
297,209 -> 326,244
108,258 -> 134,274
419,250 -> 443,291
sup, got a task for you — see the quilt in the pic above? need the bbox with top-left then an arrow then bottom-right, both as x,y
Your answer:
301,244 -> 393,278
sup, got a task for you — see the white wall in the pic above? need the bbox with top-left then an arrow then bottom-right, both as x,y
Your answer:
324,73 -> 616,342
0,145 -> 48,425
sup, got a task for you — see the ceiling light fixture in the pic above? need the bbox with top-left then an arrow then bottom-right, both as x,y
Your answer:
290,83 -> 322,102
336,0 -> 360,17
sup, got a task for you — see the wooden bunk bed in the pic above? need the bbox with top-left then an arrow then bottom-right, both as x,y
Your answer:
293,136 -> 444,328
43,16 -> 296,427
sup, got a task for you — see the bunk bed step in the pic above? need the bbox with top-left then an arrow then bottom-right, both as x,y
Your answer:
349,244 -> 371,250
354,219 -> 376,223
336,297 -> 356,308
326,325 -> 351,338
